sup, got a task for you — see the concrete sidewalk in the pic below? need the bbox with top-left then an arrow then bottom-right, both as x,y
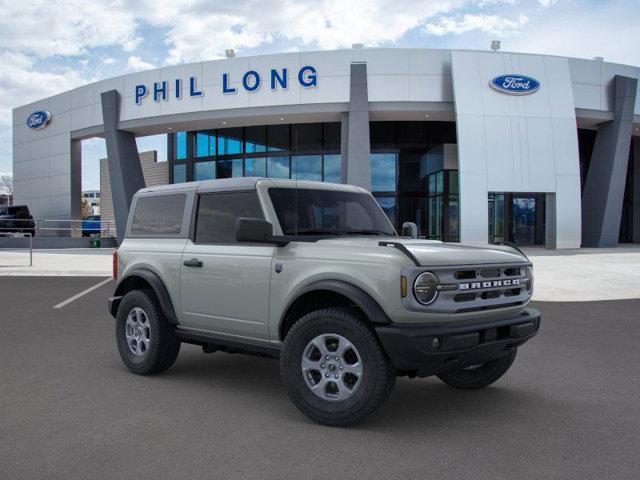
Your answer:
1,245 -> 639,301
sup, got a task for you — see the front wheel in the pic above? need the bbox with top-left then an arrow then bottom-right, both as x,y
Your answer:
436,349 -> 517,389
280,308 -> 396,427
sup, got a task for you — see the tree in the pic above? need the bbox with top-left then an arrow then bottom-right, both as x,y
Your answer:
0,173 -> 13,206
81,198 -> 92,218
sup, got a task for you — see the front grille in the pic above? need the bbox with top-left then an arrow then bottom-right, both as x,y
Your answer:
402,262 -> 532,314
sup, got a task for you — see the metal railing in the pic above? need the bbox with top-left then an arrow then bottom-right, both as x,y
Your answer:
0,218 -> 116,237
0,232 -> 33,266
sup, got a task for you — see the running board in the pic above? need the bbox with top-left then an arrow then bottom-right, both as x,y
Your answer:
176,330 -> 282,358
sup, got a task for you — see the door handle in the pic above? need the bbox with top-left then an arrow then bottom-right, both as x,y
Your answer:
183,258 -> 203,268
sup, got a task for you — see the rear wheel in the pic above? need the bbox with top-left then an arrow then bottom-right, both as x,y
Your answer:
116,289 -> 180,375
436,349 -> 517,389
280,308 -> 395,427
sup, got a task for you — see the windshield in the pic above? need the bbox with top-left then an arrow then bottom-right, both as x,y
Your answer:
268,188 -> 396,237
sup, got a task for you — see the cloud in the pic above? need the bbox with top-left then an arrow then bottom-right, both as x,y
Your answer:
126,55 -> 156,72
424,13 -> 529,36
0,0 -> 141,57
538,0 -> 558,7
102,57 -> 116,65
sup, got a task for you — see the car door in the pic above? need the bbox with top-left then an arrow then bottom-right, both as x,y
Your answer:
180,190 -> 274,340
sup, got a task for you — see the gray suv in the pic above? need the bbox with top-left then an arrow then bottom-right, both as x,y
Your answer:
109,178 -> 540,426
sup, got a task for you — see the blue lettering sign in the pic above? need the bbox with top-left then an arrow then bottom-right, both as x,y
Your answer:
189,76 -> 202,97
271,68 -> 287,90
153,81 -> 167,101
490,74 -> 540,95
222,73 -> 236,94
135,85 -> 147,104
242,71 -> 261,92
298,66 -> 317,87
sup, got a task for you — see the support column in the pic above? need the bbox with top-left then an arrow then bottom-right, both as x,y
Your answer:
341,63 -> 371,190
633,138 -> 640,243
101,90 -> 145,243
582,75 -> 638,247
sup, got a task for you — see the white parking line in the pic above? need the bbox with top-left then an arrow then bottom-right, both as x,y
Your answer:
53,278 -> 113,309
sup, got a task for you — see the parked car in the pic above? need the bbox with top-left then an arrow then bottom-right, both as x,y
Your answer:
82,215 -> 101,237
108,178 -> 540,426
0,205 -> 35,237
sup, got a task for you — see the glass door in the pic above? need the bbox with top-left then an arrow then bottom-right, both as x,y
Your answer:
510,195 -> 537,246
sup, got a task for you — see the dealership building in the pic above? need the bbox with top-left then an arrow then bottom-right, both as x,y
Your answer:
11,48 -> 640,247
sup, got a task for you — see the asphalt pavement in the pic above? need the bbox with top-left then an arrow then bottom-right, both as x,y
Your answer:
1,277 -> 639,479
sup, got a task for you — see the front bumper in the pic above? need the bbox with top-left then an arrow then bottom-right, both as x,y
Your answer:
375,308 -> 541,377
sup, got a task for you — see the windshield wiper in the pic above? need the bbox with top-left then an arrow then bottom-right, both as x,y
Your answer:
284,228 -> 344,236
342,229 -> 391,236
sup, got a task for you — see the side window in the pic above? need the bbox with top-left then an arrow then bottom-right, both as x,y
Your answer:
130,194 -> 186,236
195,192 -> 263,244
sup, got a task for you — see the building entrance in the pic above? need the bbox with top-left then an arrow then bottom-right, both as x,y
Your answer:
489,193 -> 546,246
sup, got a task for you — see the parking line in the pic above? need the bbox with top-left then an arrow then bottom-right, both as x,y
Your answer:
53,278 -> 113,309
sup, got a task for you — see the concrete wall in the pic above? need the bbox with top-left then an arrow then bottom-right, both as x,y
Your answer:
451,51 -> 582,248
99,150 -> 168,237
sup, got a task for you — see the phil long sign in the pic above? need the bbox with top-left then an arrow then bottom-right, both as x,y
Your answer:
490,74 -> 540,95
135,66 -> 318,105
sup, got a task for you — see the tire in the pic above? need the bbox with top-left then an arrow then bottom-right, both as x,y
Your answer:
115,289 -> 180,375
436,349 -> 517,389
280,308 -> 396,427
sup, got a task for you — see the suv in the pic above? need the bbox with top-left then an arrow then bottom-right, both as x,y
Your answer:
109,178 -> 540,426
0,205 -> 35,237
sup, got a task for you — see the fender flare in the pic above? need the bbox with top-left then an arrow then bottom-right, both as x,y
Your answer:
110,268 -> 178,325
280,279 -> 390,336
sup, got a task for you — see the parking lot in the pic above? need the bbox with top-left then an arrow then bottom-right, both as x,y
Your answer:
1,276 -> 639,479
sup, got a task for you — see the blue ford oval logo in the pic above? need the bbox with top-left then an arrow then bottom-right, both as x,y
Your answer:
490,74 -> 540,95
26,110 -> 51,130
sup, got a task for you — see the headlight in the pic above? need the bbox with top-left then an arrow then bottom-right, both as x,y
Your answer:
525,266 -> 534,293
414,272 -> 439,305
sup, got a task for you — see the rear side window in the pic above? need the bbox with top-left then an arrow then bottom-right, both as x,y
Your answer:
195,192 -> 263,244
130,194 -> 186,236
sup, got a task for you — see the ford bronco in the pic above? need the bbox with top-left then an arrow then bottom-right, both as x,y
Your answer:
109,178 -> 540,426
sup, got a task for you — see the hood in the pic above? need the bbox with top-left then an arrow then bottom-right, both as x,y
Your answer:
317,237 -> 528,266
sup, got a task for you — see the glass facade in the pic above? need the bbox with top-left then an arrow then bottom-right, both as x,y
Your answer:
369,121 -> 459,241
168,123 -> 341,184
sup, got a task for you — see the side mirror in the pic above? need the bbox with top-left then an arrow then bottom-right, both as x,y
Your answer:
401,221 -> 418,239
236,217 -> 289,246
236,217 -> 274,243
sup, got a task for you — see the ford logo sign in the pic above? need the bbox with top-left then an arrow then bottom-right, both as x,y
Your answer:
490,74 -> 540,95
26,110 -> 51,130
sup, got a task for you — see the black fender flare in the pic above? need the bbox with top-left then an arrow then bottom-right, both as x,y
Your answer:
110,268 -> 178,325
280,279 -> 391,337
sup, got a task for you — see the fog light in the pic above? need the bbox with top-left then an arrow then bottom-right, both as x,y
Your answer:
414,272 -> 439,305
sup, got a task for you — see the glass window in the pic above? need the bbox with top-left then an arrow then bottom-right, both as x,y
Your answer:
267,124 -> 289,152
323,154 -> 341,183
269,188 -> 396,236
292,155 -> 322,181
292,123 -> 322,153
245,126 -> 267,153
217,159 -> 243,178
173,164 -> 186,183
245,157 -> 266,177
217,127 -> 243,155
195,192 -> 263,244
195,161 -> 216,181
375,197 -> 397,227
370,122 -> 396,150
323,123 -> 341,152
195,131 -> 215,157
267,156 -> 290,178
130,194 -> 186,236
174,132 -> 187,160
371,153 -> 397,192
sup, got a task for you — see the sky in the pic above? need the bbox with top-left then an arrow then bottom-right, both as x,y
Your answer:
0,0 -> 639,191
